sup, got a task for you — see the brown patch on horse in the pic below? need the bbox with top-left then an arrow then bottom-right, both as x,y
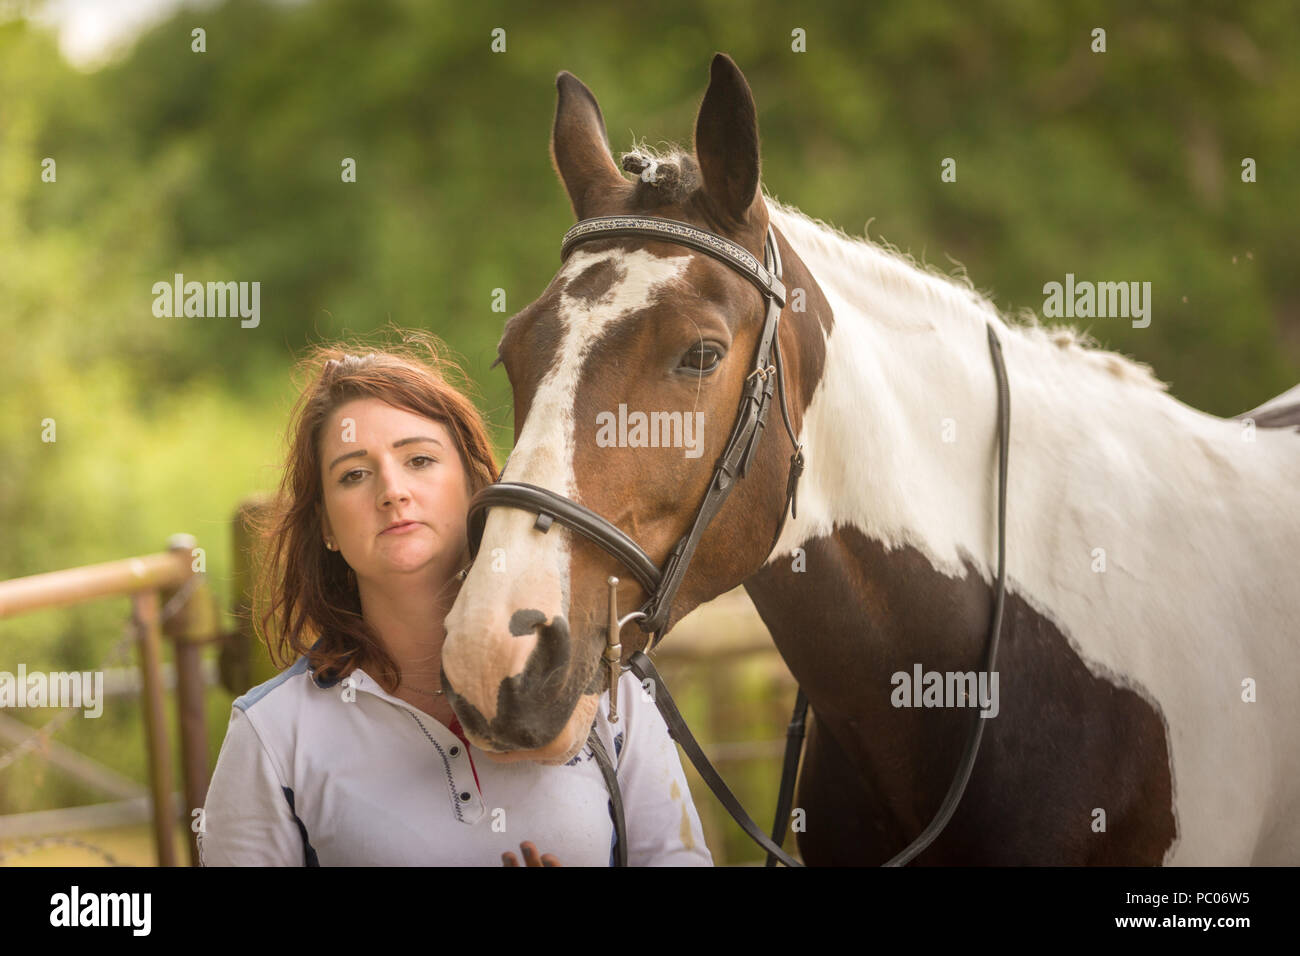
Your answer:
745,527 -> 1177,865
1236,399 -> 1300,432
565,257 -> 629,305
495,256 -> 631,438
496,297 -> 562,430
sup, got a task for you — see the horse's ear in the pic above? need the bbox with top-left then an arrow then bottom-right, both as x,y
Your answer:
693,53 -> 762,230
550,72 -> 626,221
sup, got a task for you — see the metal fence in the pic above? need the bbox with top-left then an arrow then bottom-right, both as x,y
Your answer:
0,535 -> 221,866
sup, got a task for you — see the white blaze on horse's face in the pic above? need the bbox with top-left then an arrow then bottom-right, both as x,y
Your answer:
442,245 -> 691,759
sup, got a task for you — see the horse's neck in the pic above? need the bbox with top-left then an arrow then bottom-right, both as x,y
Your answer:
750,232 -> 1005,717
774,238 -> 1008,586
758,207 -> 1299,722
770,209 -> 1252,592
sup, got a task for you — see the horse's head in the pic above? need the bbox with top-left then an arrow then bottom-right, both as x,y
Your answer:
442,54 -> 825,762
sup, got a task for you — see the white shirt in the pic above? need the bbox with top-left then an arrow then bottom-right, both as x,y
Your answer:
199,655 -> 712,866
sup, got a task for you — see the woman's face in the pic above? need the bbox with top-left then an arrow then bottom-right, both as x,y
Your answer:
318,398 -> 471,585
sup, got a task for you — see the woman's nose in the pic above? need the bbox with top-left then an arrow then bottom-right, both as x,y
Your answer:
376,463 -> 411,506
381,489 -> 410,507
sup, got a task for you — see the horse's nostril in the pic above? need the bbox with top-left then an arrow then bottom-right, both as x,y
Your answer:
529,613 -> 572,681
507,608 -> 571,685
509,608 -> 547,636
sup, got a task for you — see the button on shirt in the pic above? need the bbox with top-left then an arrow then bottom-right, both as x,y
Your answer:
199,656 -> 712,866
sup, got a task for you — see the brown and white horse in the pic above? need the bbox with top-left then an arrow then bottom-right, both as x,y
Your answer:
442,53 -> 1300,865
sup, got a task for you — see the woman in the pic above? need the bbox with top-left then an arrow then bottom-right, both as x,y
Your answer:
200,339 -> 712,866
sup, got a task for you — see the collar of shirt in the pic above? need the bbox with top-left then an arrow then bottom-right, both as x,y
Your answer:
307,661 -> 483,792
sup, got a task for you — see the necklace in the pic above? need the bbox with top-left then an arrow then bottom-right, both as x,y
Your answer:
401,682 -> 444,697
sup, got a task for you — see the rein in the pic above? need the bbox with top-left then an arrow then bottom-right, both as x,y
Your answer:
468,215 -> 1010,867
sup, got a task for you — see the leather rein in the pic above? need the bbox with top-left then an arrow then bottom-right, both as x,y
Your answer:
465,214 -> 1010,868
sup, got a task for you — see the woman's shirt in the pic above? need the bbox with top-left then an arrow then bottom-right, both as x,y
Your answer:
198,656 -> 713,866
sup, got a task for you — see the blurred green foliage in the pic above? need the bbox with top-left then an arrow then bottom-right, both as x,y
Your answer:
1,0 -> 1297,855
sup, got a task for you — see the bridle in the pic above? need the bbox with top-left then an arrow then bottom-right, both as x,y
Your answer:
464,213 -> 1010,869
468,215 -> 805,647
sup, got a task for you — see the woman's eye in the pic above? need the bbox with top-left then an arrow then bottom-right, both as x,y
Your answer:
339,456 -> 437,484
679,343 -> 722,373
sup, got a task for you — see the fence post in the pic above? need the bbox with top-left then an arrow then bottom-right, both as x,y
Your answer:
132,587 -> 177,867
161,533 -> 217,867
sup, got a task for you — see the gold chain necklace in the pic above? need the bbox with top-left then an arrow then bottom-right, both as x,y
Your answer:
401,682 -> 444,697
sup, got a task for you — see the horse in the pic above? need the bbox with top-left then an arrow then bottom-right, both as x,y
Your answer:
441,53 -> 1300,865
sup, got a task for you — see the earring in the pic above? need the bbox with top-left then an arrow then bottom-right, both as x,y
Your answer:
326,539 -> 337,551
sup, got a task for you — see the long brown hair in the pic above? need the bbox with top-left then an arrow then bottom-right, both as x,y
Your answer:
254,331 -> 500,691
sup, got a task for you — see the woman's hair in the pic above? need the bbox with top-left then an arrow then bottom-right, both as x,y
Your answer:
253,331 -> 500,691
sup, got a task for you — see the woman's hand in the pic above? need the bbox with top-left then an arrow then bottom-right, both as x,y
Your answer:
502,841 -> 561,866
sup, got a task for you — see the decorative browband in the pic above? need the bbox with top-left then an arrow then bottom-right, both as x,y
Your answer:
560,216 -> 786,307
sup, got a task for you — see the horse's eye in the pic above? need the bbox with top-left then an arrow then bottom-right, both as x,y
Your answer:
679,343 -> 723,374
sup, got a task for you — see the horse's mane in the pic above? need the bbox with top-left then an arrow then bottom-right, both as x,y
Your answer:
760,192 -> 1169,393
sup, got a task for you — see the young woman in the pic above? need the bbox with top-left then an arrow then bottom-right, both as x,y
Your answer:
200,340 -> 712,866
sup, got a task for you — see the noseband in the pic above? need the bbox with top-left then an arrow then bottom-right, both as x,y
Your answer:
466,215 -> 805,651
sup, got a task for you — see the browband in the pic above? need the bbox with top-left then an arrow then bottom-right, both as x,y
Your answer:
561,216 -> 786,307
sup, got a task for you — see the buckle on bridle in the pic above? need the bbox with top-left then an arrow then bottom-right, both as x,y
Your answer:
746,364 -> 777,383
605,576 -> 648,723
